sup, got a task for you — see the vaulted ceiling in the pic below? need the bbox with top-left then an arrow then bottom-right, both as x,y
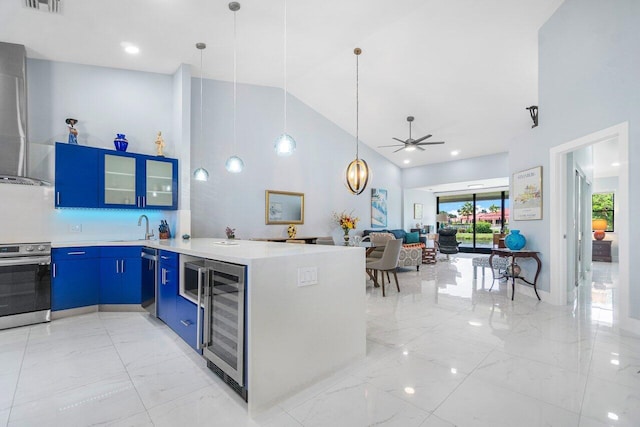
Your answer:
0,0 -> 564,168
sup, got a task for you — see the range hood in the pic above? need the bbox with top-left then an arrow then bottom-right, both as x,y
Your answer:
0,41 -> 49,186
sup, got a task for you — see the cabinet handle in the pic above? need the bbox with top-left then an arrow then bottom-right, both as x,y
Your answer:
180,320 -> 192,327
161,256 -> 170,260
116,259 -> 119,273
52,263 -> 56,278
143,196 -> 146,207
137,196 -> 141,207
67,251 -> 86,255
197,267 -> 204,350
161,268 -> 167,285
56,192 -> 60,206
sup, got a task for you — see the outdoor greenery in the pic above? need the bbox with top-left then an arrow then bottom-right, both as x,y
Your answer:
592,192 -> 614,231
457,232 -> 493,244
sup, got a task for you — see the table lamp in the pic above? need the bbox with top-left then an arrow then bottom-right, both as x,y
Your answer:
592,218 -> 607,240
436,213 -> 449,229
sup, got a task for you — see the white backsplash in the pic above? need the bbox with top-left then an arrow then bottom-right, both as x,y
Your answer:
0,185 -> 177,244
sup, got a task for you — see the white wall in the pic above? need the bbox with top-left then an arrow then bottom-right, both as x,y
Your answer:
403,189 -> 436,233
510,0 -> 639,319
190,79 -> 403,240
402,152 -> 508,189
11,59 -> 181,243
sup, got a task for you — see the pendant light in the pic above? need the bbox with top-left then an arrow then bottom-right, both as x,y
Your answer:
274,0 -> 296,156
193,42 -> 210,181
345,48 -> 370,195
225,1 -> 244,173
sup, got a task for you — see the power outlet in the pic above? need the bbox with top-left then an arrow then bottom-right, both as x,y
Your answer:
70,224 -> 82,233
298,267 -> 318,287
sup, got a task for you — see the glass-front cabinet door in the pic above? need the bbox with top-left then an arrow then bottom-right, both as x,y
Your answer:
145,159 -> 175,208
103,154 -> 137,207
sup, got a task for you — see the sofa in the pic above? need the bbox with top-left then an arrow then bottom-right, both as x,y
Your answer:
362,229 -> 425,271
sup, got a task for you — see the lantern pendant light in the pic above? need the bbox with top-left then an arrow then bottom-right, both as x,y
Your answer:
274,0 -> 296,156
345,48 -> 370,195
193,42 -> 210,181
225,1 -> 245,173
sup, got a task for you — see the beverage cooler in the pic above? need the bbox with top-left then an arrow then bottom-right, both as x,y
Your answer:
184,259 -> 247,400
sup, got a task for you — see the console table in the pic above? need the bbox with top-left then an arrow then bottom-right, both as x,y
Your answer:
489,249 -> 542,300
592,240 -> 612,262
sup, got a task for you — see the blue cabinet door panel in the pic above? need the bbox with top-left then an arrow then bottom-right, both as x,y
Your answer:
157,250 -> 178,327
175,296 -> 203,353
55,143 -> 99,208
52,248 -> 99,311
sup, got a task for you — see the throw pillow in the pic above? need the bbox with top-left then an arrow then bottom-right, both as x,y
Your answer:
405,231 -> 420,244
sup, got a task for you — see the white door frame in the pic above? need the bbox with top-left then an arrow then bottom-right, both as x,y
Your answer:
549,122 -> 636,331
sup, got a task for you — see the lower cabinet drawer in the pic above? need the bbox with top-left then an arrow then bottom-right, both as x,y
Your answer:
174,296 -> 202,353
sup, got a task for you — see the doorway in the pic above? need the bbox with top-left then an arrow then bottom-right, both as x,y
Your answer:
549,122 -> 634,330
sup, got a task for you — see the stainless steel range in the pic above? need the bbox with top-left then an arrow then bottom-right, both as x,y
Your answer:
0,242 -> 51,330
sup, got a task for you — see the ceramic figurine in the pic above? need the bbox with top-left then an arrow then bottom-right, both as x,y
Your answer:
155,131 -> 165,156
66,118 -> 78,144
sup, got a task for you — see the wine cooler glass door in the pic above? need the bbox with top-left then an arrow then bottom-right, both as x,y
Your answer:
202,261 -> 245,386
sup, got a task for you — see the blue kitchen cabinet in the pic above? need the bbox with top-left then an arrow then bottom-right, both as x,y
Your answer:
51,247 -> 100,311
175,296 -> 203,353
99,152 -> 178,210
99,246 -> 142,304
54,142 -> 178,210
54,143 -> 99,208
157,250 -> 178,328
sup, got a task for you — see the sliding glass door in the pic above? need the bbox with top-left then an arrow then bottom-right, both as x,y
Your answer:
437,190 -> 509,253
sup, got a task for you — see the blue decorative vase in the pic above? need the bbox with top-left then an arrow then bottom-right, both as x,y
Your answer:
114,134 -> 128,152
505,230 -> 526,250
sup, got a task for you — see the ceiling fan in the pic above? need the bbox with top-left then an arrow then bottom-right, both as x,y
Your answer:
379,116 -> 445,153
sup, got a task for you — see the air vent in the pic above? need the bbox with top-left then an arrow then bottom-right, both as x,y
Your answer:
24,0 -> 61,13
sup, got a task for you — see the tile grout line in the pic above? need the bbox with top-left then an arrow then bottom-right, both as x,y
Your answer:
99,312 -> 157,426
6,327 -> 31,425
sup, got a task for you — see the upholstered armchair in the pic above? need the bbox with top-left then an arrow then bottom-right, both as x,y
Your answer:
436,228 -> 460,258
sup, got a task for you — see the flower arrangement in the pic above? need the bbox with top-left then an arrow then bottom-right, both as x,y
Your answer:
225,227 -> 236,239
333,211 -> 359,236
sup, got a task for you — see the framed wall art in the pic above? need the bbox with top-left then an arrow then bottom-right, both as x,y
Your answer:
371,188 -> 387,228
413,203 -> 423,219
513,166 -> 542,220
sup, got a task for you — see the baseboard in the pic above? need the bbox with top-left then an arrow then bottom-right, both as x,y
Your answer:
515,282 -> 551,303
99,304 -> 146,312
51,305 -> 98,320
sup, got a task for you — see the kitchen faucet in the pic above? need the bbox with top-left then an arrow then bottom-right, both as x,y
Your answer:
137,215 -> 154,240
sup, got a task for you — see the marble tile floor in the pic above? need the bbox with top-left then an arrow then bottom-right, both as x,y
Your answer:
1,255 -> 638,426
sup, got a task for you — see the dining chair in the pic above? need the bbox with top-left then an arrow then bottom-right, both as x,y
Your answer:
365,239 -> 403,297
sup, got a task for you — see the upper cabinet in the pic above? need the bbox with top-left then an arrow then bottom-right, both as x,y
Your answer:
55,143 -> 100,208
55,142 -> 178,210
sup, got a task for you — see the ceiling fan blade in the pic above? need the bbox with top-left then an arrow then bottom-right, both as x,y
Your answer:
415,141 -> 445,146
392,137 -> 407,143
417,146 -> 426,151
393,147 -> 406,153
378,144 -> 405,148
411,134 -> 432,144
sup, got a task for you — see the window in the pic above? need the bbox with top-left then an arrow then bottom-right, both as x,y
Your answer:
592,192 -> 614,232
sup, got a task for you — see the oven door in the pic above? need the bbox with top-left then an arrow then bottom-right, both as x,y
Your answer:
0,256 -> 51,318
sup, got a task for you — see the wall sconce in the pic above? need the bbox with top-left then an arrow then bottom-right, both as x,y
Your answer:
526,105 -> 538,128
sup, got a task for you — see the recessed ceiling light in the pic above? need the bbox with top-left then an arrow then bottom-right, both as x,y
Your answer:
468,184 -> 484,189
451,150 -> 460,156
121,42 -> 140,55
468,321 -> 482,327
450,368 -> 457,374
610,359 -> 620,365
608,412 -> 619,421
403,159 -> 410,164
611,162 -> 620,167
404,387 -> 415,395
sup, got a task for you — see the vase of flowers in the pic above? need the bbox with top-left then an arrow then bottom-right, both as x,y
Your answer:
333,211 -> 359,245
225,226 -> 236,239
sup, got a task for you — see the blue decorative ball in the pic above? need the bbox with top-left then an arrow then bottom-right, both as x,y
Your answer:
505,230 -> 526,250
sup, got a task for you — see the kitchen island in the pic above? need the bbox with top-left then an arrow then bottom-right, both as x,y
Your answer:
51,238 -> 366,415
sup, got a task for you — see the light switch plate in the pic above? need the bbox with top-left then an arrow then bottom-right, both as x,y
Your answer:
298,267 -> 318,287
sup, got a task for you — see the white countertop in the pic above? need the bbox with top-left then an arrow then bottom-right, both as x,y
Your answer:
52,238 -> 360,264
